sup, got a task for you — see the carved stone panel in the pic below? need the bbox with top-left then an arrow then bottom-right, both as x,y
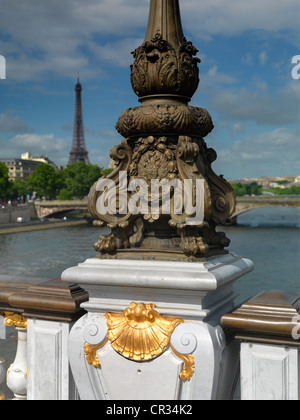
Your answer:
241,343 -> 299,400
67,300 -> 237,400
98,346 -> 183,400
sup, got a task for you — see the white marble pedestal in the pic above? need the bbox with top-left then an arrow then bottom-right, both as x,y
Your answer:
62,253 -> 254,400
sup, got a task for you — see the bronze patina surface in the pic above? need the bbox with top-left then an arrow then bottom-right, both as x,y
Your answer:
221,290 -> 300,346
0,276 -> 88,322
88,0 -> 236,261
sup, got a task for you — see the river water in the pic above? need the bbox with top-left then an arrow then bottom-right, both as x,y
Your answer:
0,207 -> 299,305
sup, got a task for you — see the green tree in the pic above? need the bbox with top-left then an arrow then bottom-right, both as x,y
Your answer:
231,183 -> 246,196
9,178 -> 28,200
265,185 -> 300,196
55,168 -> 68,198
231,182 -> 262,197
27,163 -> 57,199
57,188 -> 73,200
59,162 -> 101,200
0,162 -> 10,200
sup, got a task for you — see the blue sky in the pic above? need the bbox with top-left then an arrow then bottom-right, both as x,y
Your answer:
0,0 -> 299,180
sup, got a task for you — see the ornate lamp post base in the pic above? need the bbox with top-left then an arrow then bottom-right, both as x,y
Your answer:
62,253 -> 254,400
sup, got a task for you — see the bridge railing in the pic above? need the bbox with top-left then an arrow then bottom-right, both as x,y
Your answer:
0,276 -> 88,400
0,316 -> 7,400
0,274 -> 299,400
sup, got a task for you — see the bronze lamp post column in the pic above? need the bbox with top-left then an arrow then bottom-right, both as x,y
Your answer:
88,0 -> 236,261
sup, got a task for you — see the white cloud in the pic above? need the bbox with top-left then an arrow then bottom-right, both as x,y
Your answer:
0,112 -> 33,133
0,0 -> 148,81
182,0 -> 299,37
0,133 -> 69,165
216,126 -> 300,178
87,37 -> 143,68
11,133 -> 68,152
0,0 -> 298,81
209,81 -> 300,126
259,51 -> 268,66
6,51 -> 99,83
202,65 -> 238,86
0,131 -> 70,166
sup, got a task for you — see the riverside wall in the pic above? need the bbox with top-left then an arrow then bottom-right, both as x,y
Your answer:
0,203 -> 36,224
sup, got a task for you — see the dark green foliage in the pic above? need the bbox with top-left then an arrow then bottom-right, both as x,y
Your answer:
58,162 -> 101,200
0,162 -> 10,200
231,182 -> 263,197
26,163 -> 57,199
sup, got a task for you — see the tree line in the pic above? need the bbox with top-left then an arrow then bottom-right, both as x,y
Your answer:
231,182 -> 263,197
1,161 -> 299,202
0,161 -> 110,202
231,182 -> 300,196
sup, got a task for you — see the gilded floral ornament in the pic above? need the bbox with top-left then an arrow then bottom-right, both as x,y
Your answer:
84,338 -> 108,368
105,302 -> 183,361
170,345 -> 195,381
0,312 -> 27,329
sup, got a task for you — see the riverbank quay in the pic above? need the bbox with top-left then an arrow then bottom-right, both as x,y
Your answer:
0,218 -> 89,235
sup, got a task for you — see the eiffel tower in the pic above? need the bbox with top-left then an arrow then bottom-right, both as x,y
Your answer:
68,78 -> 89,165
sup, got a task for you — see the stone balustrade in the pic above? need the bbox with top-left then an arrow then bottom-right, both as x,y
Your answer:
0,276 -> 88,400
0,273 -> 299,401
0,315 -> 6,400
221,290 -> 300,400
0,359 -> 5,400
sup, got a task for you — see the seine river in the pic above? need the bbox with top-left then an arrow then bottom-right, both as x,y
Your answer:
0,207 -> 299,304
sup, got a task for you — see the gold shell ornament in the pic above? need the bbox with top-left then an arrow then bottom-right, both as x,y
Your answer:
105,302 -> 183,361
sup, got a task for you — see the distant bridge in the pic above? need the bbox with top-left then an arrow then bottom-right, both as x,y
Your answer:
34,196 -> 300,220
34,200 -> 89,219
233,196 -> 300,218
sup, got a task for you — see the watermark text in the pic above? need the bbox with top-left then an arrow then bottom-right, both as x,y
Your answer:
292,314 -> 300,340
0,55 -> 6,79
291,55 -> 300,80
95,171 -> 205,225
